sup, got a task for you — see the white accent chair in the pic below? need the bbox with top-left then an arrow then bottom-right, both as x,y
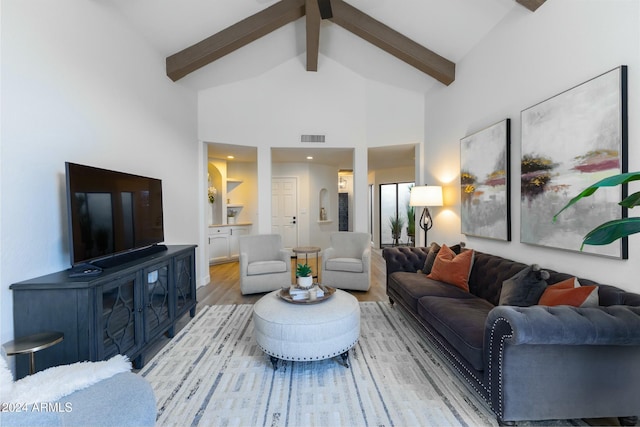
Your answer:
322,232 -> 371,291
238,234 -> 291,295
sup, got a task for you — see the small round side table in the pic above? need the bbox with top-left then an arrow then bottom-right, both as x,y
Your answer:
292,246 -> 321,280
3,331 -> 64,375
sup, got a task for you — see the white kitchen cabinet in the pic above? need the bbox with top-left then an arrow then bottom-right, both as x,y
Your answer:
208,228 -> 230,264
208,225 -> 251,264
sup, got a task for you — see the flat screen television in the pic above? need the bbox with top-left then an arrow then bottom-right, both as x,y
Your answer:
65,162 -> 165,269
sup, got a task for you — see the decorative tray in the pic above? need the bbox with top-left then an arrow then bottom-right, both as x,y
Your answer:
277,284 -> 336,304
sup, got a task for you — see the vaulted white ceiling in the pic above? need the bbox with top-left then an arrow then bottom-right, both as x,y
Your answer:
108,0 -> 541,170
108,0 -> 525,93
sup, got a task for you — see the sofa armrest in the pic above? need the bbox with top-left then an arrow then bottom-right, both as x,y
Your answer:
485,305 -> 640,423
1,406 -> 62,426
486,305 -> 640,347
59,372 -> 156,427
1,370 -> 155,427
381,246 -> 429,275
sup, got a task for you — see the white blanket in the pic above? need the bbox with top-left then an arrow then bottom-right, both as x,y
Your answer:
2,354 -> 131,404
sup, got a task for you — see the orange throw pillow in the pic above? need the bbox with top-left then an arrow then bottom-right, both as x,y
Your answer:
538,277 -> 599,307
426,244 -> 475,291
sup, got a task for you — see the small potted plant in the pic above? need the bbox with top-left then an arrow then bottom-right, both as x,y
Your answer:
406,205 -> 415,245
296,263 -> 313,289
389,215 -> 405,246
227,209 -> 237,224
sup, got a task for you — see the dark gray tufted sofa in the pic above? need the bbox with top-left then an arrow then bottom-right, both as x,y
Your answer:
382,246 -> 640,426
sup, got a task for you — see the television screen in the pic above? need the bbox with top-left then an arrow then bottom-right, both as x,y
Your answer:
65,162 -> 165,268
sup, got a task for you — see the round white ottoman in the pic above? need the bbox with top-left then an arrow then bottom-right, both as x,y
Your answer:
252,289 -> 360,369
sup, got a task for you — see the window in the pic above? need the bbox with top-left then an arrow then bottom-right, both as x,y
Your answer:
379,182 -> 414,247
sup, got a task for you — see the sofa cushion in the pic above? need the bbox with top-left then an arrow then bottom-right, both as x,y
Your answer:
247,260 -> 287,276
389,272 -> 476,311
421,242 -> 465,274
539,277 -> 599,307
325,258 -> 363,273
499,264 -> 550,306
421,242 -> 441,274
468,252 -> 529,305
417,296 -> 494,371
427,245 -> 475,291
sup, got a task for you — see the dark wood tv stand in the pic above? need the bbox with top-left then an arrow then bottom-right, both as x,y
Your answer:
10,245 -> 197,379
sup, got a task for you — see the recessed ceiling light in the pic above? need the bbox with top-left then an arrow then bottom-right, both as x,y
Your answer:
306,156 -> 313,160
227,155 -> 235,159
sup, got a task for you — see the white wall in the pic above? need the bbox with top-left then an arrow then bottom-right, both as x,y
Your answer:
208,159 -> 258,226
309,164 -> 340,249
0,1 -> 199,344
227,162 -> 258,226
199,56 -> 367,146
424,0 -> 640,292
198,55 -> 425,236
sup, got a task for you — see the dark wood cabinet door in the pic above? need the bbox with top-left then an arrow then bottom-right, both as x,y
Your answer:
143,260 -> 172,341
174,250 -> 196,318
97,272 -> 141,359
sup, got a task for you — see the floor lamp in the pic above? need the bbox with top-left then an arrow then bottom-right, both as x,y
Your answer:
409,185 -> 443,246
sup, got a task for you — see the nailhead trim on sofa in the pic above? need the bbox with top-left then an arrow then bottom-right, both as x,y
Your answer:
487,316 -> 513,419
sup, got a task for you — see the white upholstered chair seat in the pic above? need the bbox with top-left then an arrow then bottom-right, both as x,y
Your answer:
325,258 -> 363,273
247,260 -> 287,276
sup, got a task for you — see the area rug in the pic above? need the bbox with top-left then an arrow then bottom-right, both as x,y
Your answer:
139,302 -> 587,427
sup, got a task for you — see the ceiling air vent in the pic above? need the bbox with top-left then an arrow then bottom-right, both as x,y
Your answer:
301,134 -> 326,143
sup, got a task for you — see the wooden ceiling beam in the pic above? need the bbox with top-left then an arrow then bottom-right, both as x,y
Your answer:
328,0 -> 455,85
516,0 -> 546,12
166,0 -> 305,81
318,0 -> 333,19
306,0 -> 321,71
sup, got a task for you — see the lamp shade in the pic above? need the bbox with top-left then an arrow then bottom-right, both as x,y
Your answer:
410,185 -> 443,207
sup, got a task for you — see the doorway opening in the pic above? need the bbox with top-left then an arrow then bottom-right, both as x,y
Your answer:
271,147 -> 354,250
379,182 -> 415,248
368,144 -> 418,248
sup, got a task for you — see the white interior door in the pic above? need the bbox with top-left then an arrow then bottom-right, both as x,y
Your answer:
272,177 -> 298,249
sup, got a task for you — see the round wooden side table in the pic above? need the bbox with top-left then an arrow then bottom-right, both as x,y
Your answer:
292,246 -> 321,280
3,331 -> 64,375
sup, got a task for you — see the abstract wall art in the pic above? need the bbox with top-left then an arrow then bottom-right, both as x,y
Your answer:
460,119 -> 511,241
520,66 -> 628,258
